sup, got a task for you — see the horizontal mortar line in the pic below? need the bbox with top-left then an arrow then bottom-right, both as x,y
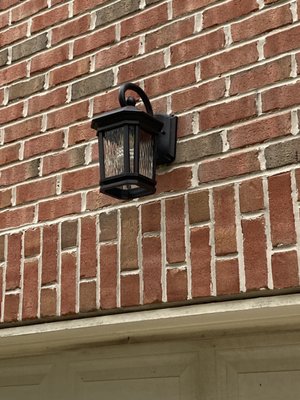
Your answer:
271,244 -> 298,254
215,253 -> 238,261
60,248 -> 77,254
99,239 -> 118,246
120,269 -> 140,276
189,221 -> 210,229
23,255 -> 40,262
240,211 -> 265,220
79,277 -> 97,284
165,264 -> 187,270
4,288 -> 21,295
142,232 -> 160,238
41,283 -> 58,290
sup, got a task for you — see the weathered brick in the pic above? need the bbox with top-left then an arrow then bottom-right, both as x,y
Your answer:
1,159 -> 40,187
12,33 -> 48,61
42,146 -> 85,175
272,251 -> 299,289
262,81 -> 300,113
142,202 -> 161,233
172,0 -> 216,17
28,87 -> 67,116
80,216 -> 97,278
265,25 -> 300,58
24,228 -> 40,257
4,116 -> 42,143
191,227 -> 211,298
11,0 -> 47,23
0,189 -> 12,210
0,61 -> 26,86
9,75 -> 45,101
188,190 -> 210,224
100,211 -> 117,241
31,4 -> 69,33
166,197 -> 185,264
30,44 -> 69,74
61,165 -> 99,193
4,294 -> 19,323
0,206 -> 35,230
73,0 -> 107,14
80,281 -> 97,313
214,185 -> 237,256
0,102 -> 23,125
0,49 -> 8,67
121,274 -> 140,307
176,133 -> 222,164
118,52 -> 165,83
46,101 -> 89,130
61,220 -> 78,249
22,259 -> 39,320
96,0 -> 139,27
143,236 -> 162,304
167,268 -> 187,302
242,217 -> 268,291
73,26 -> 115,57
0,236 -> 4,262
68,122 -> 95,145
268,173 -> 296,247
156,167 -> 192,195
0,143 -> 20,166
100,244 -> 117,309
6,233 -> 22,290
72,70 -> 114,100
216,259 -> 240,295
239,178 -> 264,213
121,207 -> 139,270
42,225 -> 58,285
40,288 -> 57,317
49,58 -> 90,87
265,138 -> 300,169
24,130 -> 64,158
52,15 -> 90,45
0,22 -> 27,47
38,194 -> 82,222
61,252 -> 77,315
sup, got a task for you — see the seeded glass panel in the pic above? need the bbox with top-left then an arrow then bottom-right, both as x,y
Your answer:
103,127 -> 125,178
129,125 -> 135,173
139,130 -> 154,179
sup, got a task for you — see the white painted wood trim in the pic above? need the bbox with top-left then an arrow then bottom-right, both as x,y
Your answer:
1,294 -> 300,355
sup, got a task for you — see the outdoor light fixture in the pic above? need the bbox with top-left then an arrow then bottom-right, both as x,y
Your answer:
91,82 -> 177,200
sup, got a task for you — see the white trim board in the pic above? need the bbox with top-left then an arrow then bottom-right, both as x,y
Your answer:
1,294 -> 300,356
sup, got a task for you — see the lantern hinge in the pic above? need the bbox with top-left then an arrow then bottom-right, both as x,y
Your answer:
155,114 -> 178,165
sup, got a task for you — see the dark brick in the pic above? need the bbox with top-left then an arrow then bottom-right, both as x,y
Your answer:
265,138 -> 300,169
61,220 -> 78,249
0,236 -> 4,262
100,211 -> 117,241
72,70 -> 114,100
9,75 -> 45,101
176,133 -> 223,163
12,33 -> 48,61
0,49 -> 8,67
188,190 -> 210,224
96,0 -> 140,27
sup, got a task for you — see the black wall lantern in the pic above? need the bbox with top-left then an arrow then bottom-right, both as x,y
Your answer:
91,82 -> 177,200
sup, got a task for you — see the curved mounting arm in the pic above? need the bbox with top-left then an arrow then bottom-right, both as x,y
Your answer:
119,82 -> 154,116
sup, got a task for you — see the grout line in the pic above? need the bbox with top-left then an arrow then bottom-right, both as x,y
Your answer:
234,183 -> 246,292
209,188 -> 216,296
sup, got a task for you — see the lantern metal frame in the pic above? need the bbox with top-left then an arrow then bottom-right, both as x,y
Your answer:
91,82 -> 177,200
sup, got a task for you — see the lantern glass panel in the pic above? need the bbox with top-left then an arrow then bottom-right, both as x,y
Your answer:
129,125 -> 135,173
139,130 -> 154,179
103,127 -> 125,178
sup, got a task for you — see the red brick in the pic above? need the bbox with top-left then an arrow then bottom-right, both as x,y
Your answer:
68,122 -> 95,145
31,4 -> 69,33
265,25 -> 300,58
172,0 -> 216,17
0,61 -> 26,86
49,58 -> 90,87
100,211 -> 117,241
0,189 -> 12,210
268,173 -> 296,247
228,113 -> 291,149
22,259 -> 38,320
232,4 -> 292,42
86,189 -> 121,211
177,113 -> 194,138
143,236 -> 162,304
30,44 -> 69,74
0,236 -> 4,262
200,95 -> 257,131
0,22 -> 27,46
52,15 -> 90,45
121,207 -> 139,271
73,26 -> 115,57
24,130 -> 64,158
11,0 -> 47,22
121,274 -> 140,307
61,220 -> 77,249
172,79 -> 225,113
201,43 -> 258,80
38,194 -> 82,221
0,101 -> 23,125
156,167 -> 192,195
80,217 -> 97,278
6,233 -> 22,290
0,143 -> 20,166
239,178 -> 264,213
73,0 -> 107,14
28,87 -> 67,116
16,177 -> 57,205
145,17 -> 194,52
46,101 -> 89,130
4,294 -> 19,323
216,259 -> 240,295
191,227 -> 211,298
0,206 -> 35,231
262,81 -> 300,113
0,11 -> 9,29
121,3 -> 168,38
61,166 -> 99,193
24,228 -> 40,258
171,29 -> 225,65
142,202 -> 161,233
42,146 -> 85,175
214,185 -> 237,256
188,190 -> 210,224
80,281 -> 97,313
230,56 -> 291,96
166,196 -> 185,264
100,244 -> 117,309
118,52 -> 165,84
272,251 -> 299,289
167,268 -> 187,302
199,151 -> 260,183
61,252 -> 77,315
42,225 -> 58,285
40,288 -> 57,317
4,116 -> 42,143
93,89 -> 119,114
242,217 -> 268,291
203,0 -> 258,28
1,159 -> 39,187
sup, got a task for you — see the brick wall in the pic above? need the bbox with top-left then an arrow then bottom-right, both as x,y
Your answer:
0,0 -> 300,324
